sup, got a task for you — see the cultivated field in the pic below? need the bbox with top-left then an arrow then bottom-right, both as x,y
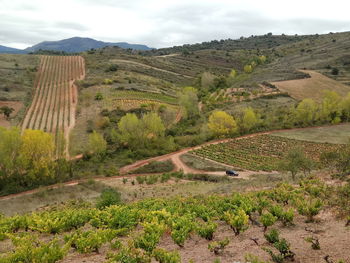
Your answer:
272,123 -> 350,144
272,70 -> 350,101
21,55 -> 85,156
191,134 -> 342,171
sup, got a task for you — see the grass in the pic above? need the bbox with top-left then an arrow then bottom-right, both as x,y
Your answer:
272,123 -> 350,144
0,54 -> 39,125
0,171 -> 294,216
180,153 -> 235,171
132,160 -> 175,174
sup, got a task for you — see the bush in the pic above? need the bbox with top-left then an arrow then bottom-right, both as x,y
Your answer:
331,68 -> 339,75
260,212 -> 277,231
96,188 -> 121,209
208,238 -> 229,255
95,92 -> 103,100
133,161 -> 174,174
264,229 -> 280,244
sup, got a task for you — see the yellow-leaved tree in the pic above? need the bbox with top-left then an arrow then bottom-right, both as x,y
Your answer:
241,107 -> 259,132
88,131 -> 107,156
208,111 -> 238,138
20,129 -> 56,180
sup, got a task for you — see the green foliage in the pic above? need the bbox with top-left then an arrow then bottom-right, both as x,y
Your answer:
264,229 -> 280,244
244,64 -> 253,73
196,221 -> 217,240
208,111 -> 238,138
208,238 -> 229,255
109,243 -> 151,263
170,214 -> 194,247
245,254 -> 269,263
96,188 -> 121,209
65,229 -> 116,253
297,198 -> 323,222
0,106 -> 14,118
260,212 -> 277,231
178,86 -> 199,119
224,208 -> 249,235
95,92 -> 104,100
87,131 -> 107,156
153,248 -> 181,263
305,236 -> 320,250
1,234 -> 68,263
134,219 -> 166,253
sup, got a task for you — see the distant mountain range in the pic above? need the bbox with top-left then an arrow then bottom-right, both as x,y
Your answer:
0,37 -> 153,54
0,45 -> 26,54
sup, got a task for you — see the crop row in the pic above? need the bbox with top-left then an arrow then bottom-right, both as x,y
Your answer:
112,90 -> 178,105
21,55 -> 85,157
0,181 -> 327,262
191,135 -> 342,171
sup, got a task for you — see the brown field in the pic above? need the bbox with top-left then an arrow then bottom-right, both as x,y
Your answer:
0,101 -> 23,127
272,70 -> 350,101
21,55 -> 85,156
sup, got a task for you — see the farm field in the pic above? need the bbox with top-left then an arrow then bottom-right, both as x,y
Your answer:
271,70 -> 350,102
21,55 -> 85,156
191,134 -> 343,171
272,123 -> 350,144
0,178 -> 349,263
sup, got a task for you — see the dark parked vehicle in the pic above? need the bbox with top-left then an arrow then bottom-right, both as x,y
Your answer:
226,170 -> 239,176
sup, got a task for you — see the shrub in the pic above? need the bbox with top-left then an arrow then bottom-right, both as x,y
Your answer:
305,236 -> 320,250
224,209 -> 249,235
96,188 -> 121,209
297,198 -> 323,222
136,176 -> 145,184
264,229 -> 280,244
196,221 -> 217,240
153,248 -> 181,263
95,92 -> 103,100
208,238 -> 229,255
331,68 -> 339,75
260,212 -> 277,231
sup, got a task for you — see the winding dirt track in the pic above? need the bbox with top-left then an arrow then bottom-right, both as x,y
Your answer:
2,123 -> 347,201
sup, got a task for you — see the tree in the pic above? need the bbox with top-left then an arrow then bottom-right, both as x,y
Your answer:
244,65 -> 253,73
318,90 -> 341,123
340,92 -> 350,121
178,87 -> 199,119
241,107 -> 258,133
118,113 -> 142,147
20,129 -> 56,181
229,69 -> 237,78
88,131 -> 107,156
0,127 -> 22,180
0,106 -> 14,119
279,148 -> 314,180
295,98 -> 317,126
141,112 -> 165,139
208,111 -> 238,138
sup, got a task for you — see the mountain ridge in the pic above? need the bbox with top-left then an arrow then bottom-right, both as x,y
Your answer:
0,37 -> 153,54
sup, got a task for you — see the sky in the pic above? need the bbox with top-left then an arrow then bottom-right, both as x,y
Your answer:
1,0 -> 350,49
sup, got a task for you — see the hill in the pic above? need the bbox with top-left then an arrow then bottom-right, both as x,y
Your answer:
24,37 -> 153,53
0,45 -> 26,54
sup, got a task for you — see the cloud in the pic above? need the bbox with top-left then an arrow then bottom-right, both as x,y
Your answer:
0,0 -> 349,49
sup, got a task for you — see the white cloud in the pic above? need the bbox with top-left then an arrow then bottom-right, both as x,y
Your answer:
0,0 -> 349,49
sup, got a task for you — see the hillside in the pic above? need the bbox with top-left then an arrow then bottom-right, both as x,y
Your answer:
0,45 -> 26,54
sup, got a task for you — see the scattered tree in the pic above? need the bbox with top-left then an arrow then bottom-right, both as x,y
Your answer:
208,111 -> 238,138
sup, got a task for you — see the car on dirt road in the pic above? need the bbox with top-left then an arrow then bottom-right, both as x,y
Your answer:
226,170 -> 239,176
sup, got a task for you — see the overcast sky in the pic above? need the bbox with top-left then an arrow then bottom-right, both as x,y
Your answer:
1,0 -> 350,49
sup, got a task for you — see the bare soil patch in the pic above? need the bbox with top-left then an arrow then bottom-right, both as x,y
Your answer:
272,70 -> 350,101
0,101 -> 23,127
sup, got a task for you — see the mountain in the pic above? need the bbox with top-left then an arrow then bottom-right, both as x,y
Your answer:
0,45 -> 26,54
24,37 -> 153,53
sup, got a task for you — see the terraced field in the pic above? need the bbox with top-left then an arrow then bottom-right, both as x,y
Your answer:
191,134 -> 342,171
21,55 -> 85,156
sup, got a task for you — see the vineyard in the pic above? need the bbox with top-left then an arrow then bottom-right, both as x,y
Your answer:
21,55 -> 85,156
191,135 -> 343,171
0,180 -> 348,262
111,90 -> 178,105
